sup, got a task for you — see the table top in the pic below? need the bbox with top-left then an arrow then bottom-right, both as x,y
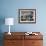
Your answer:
4,32 -> 43,35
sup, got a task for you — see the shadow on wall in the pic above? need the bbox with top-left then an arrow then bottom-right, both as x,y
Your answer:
0,16 -> 5,46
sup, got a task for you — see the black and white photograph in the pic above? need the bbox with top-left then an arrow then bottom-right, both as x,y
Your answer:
18,9 -> 36,23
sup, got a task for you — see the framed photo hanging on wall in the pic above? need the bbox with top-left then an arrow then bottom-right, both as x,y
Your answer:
18,9 -> 36,23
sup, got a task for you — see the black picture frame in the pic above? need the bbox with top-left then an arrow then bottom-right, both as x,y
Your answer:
18,9 -> 36,24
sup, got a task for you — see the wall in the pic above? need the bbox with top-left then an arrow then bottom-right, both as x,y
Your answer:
0,0 -> 46,46
0,0 -> 46,32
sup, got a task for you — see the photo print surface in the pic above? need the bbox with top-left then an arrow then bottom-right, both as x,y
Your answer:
19,9 -> 36,23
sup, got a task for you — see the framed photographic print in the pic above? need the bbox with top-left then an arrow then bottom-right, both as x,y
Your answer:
18,9 -> 36,23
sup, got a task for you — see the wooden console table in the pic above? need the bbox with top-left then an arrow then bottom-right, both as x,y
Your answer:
4,32 -> 43,46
